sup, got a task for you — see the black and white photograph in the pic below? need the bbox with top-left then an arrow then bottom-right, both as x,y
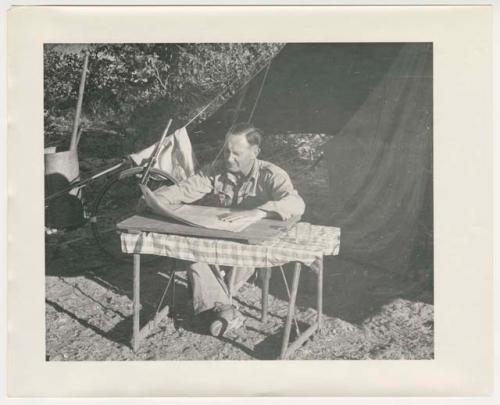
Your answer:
43,42 -> 433,361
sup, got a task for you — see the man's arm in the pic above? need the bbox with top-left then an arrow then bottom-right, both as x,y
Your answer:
258,171 -> 306,221
137,170 -> 213,212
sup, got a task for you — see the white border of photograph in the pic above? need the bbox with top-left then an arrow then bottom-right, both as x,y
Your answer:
5,2 -> 495,400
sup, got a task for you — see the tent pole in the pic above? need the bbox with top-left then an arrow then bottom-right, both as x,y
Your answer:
247,61 -> 272,123
69,51 -> 90,151
183,44 -> 286,130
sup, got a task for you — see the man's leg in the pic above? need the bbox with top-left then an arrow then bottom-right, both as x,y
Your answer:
225,267 -> 256,296
186,262 -> 256,335
187,262 -> 231,315
208,266 -> 255,336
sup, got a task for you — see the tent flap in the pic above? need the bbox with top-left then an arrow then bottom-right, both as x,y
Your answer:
324,43 -> 433,275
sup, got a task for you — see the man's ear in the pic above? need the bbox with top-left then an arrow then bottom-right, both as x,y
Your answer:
251,145 -> 260,158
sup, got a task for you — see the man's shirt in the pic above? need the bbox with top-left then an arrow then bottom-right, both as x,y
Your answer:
152,159 -> 305,221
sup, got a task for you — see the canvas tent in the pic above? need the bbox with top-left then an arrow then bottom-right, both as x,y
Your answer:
194,43 -> 433,277
46,42 -> 433,277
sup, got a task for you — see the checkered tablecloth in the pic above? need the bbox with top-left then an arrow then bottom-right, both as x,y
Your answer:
120,223 -> 340,272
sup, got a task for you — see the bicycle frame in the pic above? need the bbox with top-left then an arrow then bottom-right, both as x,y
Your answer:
44,160 -> 127,204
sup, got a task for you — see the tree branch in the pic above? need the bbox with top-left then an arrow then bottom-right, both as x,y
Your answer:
150,61 -> 167,91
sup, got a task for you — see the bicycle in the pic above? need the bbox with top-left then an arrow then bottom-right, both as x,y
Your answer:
45,120 -> 178,263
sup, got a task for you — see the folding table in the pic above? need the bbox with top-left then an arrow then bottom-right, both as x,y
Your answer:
118,214 -> 340,359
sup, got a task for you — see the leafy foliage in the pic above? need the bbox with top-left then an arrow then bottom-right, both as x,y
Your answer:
44,43 -> 283,154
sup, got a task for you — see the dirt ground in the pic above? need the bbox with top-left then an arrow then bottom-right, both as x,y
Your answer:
45,136 -> 433,361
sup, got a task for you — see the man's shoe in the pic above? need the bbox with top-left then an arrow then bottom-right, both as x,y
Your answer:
209,303 -> 245,337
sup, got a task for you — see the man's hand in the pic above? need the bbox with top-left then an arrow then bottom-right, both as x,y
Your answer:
219,209 -> 267,223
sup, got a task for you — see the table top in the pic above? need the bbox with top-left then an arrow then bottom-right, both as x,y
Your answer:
117,213 -> 300,244
120,220 -> 340,272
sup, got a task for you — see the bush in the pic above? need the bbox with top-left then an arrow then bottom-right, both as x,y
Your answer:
44,43 -> 284,154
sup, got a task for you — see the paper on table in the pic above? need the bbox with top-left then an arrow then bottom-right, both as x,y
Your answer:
139,184 -> 259,232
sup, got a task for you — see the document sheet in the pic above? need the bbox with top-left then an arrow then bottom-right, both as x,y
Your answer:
140,184 -> 260,232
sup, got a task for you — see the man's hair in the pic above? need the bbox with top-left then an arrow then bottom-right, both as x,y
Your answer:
226,122 -> 263,147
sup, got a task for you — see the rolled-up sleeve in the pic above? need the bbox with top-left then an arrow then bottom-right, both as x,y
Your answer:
145,170 -> 213,206
258,172 -> 305,221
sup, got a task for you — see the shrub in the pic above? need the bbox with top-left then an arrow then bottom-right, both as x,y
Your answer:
44,43 -> 284,153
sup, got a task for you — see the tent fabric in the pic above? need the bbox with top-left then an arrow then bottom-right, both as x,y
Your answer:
169,43 -> 433,276
129,127 -> 198,183
324,43 -> 433,275
195,43 -> 410,137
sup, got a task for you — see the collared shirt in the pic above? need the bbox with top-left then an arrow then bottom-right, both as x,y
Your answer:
152,159 -> 306,221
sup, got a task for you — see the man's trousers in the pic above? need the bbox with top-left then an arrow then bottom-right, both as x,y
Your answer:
185,262 -> 255,315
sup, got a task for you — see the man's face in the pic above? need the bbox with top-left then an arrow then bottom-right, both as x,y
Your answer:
223,134 -> 257,175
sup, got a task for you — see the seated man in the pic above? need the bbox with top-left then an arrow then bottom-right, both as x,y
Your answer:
141,123 -> 306,335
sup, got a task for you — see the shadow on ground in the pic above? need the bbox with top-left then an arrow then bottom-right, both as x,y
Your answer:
264,255 -> 433,326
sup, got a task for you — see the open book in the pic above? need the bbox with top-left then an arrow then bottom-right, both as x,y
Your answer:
139,184 -> 261,233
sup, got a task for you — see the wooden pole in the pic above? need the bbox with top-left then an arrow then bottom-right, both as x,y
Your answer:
278,265 -> 301,336
45,161 -> 125,203
140,119 -> 173,185
280,262 -> 301,359
171,269 -> 176,320
260,268 -> 271,322
282,323 -> 318,359
69,51 -> 90,151
228,267 -> 236,305
247,62 -> 272,123
74,126 -> 83,150
230,83 -> 249,126
132,254 -> 141,352
317,257 -> 324,330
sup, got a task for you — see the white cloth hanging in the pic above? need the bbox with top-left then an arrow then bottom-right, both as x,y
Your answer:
129,127 -> 197,183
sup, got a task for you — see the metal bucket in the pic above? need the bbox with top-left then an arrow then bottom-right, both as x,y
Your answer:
45,148 -> 85,229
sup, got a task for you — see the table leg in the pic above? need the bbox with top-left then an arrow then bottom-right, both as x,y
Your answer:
260,268 -> 271,322
228,267 -> 236,305
132,253 -> 141,352
171,267 -> 176,320
280,262 -> 301,359
317,257 -> 323,331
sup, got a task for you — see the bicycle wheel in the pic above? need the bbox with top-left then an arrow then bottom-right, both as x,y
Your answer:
90,166 -> 177,262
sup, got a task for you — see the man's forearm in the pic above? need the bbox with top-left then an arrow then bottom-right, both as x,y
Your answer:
153,172 -> 213,205
153,184 -> 186,205
259,194 -> 306,221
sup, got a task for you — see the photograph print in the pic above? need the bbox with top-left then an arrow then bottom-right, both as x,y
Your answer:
44,42 -> 433,361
